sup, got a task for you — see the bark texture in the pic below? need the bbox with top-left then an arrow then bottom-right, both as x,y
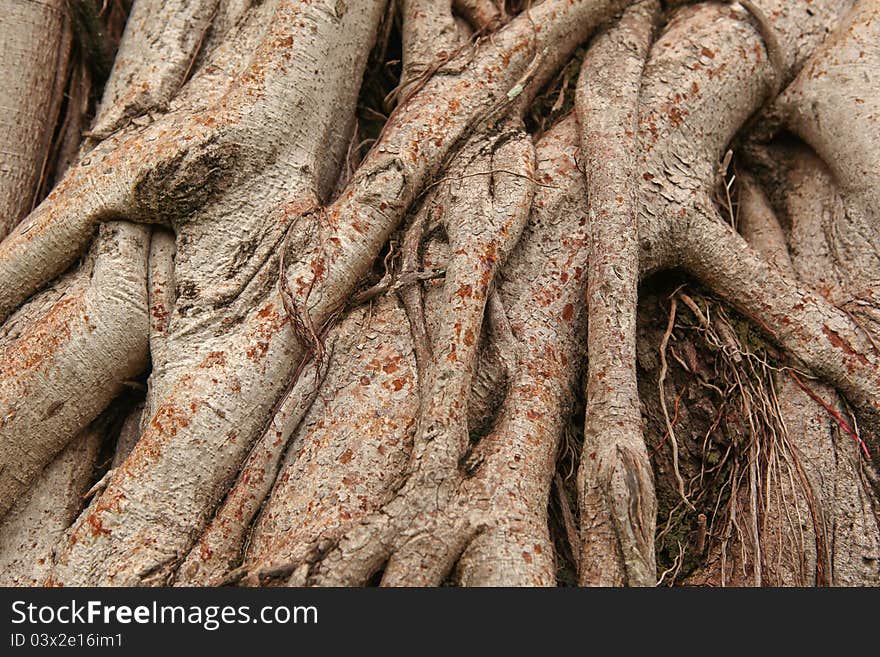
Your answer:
0,0 -> 877,587
0,0 -> 71,239
576,0 -> 659,587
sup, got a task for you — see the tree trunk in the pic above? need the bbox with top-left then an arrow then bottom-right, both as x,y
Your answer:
0,0 -> 878,587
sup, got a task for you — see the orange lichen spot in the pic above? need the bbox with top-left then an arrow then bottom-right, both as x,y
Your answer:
87,514 -> 111,537
151,303 -> 168,327
562,304 -> 574,321
311,258 -> 326,279
201,351 -> 227,368
823,325 -> 869,366
150,403 -> 192,438
246,341 -> 270,360
667,105 -> 687,128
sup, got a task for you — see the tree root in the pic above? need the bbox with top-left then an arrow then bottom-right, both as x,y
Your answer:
44,0 -> 389,584
0,0 -> 876,588
0,0 -> 71,239
174,355 -> 330,586
687,170 -> 880,585
236,116 -> 586,587
398,1 -> 471,102
0,0 -> 388,323
0,222 -> 149,517
575,0 -> 659,587
453,0 -> 503,31
290,124 -> 535,585
235,295 -> 423,584
0,423 -> 102,586
679,213 -> 880,447
235,155 -> 524,586
280,0 -> 629,338
143,228 -> 176,418
777,0 -> 880,246
86,0 -> 221,140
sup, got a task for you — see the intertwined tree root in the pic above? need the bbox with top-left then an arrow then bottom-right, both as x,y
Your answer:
0,0 -> 878,586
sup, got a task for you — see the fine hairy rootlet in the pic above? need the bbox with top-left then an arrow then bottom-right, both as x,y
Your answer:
0,0 -> 878,587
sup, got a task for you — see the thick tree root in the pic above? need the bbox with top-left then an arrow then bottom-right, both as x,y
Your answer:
280,0 -> 628,337
43,0 -> 389,585
236,117 -> 586,587
0,0 -> 386,323
679,215 -> 880,443
174,355 -> 328,586
753,153 -> 880,585
688,172 -> 880,585
451,120 -> 590,585
778,0 -> 880,245
0,424 -> 102,586
453,0 -> 503,31
575,0 -> 659,587
143,228 -> 176,419
235,295 -> 422,584
234,181 -> 517,586
0,222 -> 149,517
0,0 -> 71,239
286,125 -> 535,586
87,0 -> 221,139
398,0 -> 471,102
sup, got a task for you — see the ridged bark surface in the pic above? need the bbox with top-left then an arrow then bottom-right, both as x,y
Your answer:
0,0 -> 877,587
